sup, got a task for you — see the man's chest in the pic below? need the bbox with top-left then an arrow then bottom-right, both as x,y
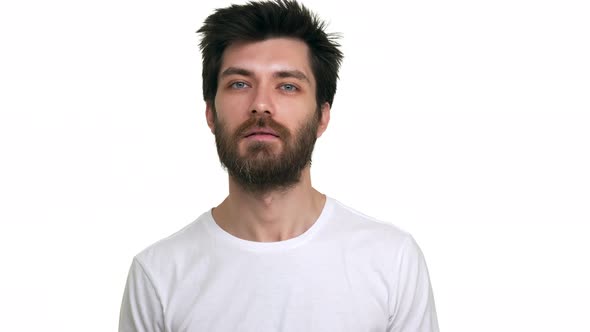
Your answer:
162,250 -> 391,332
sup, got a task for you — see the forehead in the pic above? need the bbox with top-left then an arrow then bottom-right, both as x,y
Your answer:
220,38 -> 314,82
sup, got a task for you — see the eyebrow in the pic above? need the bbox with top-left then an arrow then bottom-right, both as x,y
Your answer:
220,67 -> 253,77
220,67 -> 310,83
275,70 -> 309,83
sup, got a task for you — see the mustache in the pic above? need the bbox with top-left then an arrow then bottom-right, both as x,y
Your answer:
235,116 -> 290,139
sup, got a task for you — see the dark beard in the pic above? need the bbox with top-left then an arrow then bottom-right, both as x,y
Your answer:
213,111 -> 320,194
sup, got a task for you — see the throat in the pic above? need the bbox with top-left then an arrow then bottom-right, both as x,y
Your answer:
211,189 -> 326,243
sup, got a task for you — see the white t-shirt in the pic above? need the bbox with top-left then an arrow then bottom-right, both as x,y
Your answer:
119,196 -> 439,332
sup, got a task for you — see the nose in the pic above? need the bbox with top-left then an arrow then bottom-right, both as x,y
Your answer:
249,85 -> 274,116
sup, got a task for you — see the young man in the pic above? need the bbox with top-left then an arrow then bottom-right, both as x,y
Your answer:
119,1 -> 439,331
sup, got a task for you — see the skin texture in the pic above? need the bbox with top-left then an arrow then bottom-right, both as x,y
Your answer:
205,38 -> 331,242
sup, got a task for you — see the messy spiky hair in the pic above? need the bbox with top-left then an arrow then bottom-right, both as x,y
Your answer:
197,0 -> 343,108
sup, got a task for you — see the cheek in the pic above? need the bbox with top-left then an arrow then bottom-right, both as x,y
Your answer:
275,99 -> 316,126
216,87 -> 254,109
214,97 -> 248,128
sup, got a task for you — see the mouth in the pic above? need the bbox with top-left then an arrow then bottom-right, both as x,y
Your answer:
244,133 -> 280,142
244,129 -> 280,138
243,131 -> 280,143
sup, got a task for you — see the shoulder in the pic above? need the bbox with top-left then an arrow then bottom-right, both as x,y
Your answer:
327,196 -> 413,247
133,211 -> 212,275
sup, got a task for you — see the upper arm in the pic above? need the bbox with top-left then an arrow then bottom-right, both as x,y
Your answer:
387,236 -> 439,332
119,258 -> 164,332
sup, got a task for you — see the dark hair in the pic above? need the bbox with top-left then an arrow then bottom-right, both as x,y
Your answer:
197,0 -> 343,109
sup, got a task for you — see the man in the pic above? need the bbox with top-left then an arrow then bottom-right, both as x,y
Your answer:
119,1 -> 439,331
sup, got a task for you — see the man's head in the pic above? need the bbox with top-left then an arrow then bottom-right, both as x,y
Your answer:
197,0 -> 343,193
198,0 -> 343,109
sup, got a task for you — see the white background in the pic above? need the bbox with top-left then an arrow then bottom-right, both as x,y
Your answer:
1,0 -> 588,331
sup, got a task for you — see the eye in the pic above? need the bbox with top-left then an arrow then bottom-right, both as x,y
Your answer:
280,84 -> 298,92
230,81 -> 249,89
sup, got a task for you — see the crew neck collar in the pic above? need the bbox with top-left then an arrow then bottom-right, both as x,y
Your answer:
204,196 -> 334,252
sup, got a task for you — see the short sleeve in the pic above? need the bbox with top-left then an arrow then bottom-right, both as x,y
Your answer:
387,235 -> 439,332
119,257 -> 164,332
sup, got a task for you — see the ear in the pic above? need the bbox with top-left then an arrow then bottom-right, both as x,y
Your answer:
316,102 -> 331,138
205,101 -> 216,134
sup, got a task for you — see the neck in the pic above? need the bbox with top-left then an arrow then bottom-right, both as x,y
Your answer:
211,166 -> 326,242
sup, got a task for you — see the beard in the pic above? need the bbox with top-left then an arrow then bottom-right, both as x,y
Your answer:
213,109 -> 320,194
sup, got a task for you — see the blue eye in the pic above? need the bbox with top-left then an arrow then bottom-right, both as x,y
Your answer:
280,84 -> 297,92
230,81 -> 248,89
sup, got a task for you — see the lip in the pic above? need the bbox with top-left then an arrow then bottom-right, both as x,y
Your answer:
243,128 -> 279,138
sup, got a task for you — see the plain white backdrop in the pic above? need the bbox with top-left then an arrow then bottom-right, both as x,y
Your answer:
0,0 -> 588,331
